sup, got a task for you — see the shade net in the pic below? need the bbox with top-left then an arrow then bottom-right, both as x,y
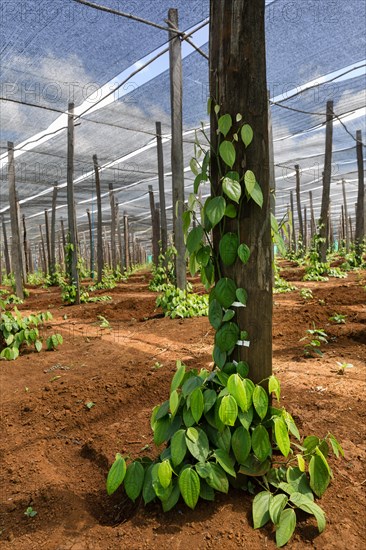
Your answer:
0,0 -> 365,249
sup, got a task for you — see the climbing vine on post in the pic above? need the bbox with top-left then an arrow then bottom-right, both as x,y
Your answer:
106,115 -> 344,547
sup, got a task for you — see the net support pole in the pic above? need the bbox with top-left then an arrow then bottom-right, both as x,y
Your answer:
156,121 -> 168,259
108,182 -> 117,271
7,142 -> 24,299
22,214 -> 29,275
168,7 -> 186,289
341,179 -> 350,253
66,102 -> 80,303
148,185 -> 160,265
355,130 -> 365,256
93,154 -> 104,283
50,184 -> 58,281
123,212 -> 130,270
295,165 -> 304,245
1,216 -> 11,276
309,190 -> 316,240
318,100 -> 334,262
290,190 -> 297,252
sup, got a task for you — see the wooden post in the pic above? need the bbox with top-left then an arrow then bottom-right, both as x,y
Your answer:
28,244 -> 33,273
210,0 -> 272,385
123,212 -> 130,270
318,101 -> 334,262
86,209 -> 94,277
44,209 -> 51,274
1,216 -> 11,276
156,121 -> 168,258
108,182 -> 117,271
7,142 -> 24,298
290,190 -> 297,252
155,204 -> 161,260
341,205 -> 345,247
341,179 -> 350,252
60,218 -> 66,247
66,102 -> 80,302
328,201 -> 334,249
148,185 -> 160,264
93,154 -> 104,283
50,184 -> 58,281
303,207 -> 307,251
168,8 -> 186,289
22,214 -> 29,275
355,130 -> 365,256
39,225 -> 47,274
115,200 -> 124,270
309,190 -> 316,239
295,165 -> 304,245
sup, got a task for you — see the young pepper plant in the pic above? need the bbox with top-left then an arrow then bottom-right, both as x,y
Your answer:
106,109 -> 344,547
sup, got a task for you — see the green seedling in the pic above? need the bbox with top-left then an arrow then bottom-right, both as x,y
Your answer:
300,288 -> 313,300
152,362 -> 163,370
85,401 -> 95,410
24,507 -> 37,518
97,315 -> 111,329
300,325 -> 328,357
335,361 -> 353,375
329,313 -> 347,324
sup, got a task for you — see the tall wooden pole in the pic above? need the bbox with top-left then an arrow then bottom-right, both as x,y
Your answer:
290,190 -> 297,252
168,8 -> 186,289
318,101 -> 334,262
303,207 -> 308,251
39,225 -> 47,274
341,179 -> 350,252
148,185 -> 160,264
7,142 -> 24,298
210,0 -> 272,385
108,182 -> 117,271
123,212 -> 130,270
22,214 -> 29,275
1,216 -> 11,276
86,209 -> 94,277
115,200 -> 123,270
295,165 -> 304,245
50,184 -> 58,280
355,130 -> 365,257
66,102 -> 80,302
44,209 -> 51,274
93,154 -> 104,283
156,121 -> 168,258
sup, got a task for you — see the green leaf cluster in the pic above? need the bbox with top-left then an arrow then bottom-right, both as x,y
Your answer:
0,306 -> 54,360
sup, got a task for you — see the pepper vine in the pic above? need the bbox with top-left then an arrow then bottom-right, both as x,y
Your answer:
106,107 -> 344,547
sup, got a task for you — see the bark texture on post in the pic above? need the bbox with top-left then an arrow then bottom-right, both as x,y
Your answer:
7,142 -> 24,298
66,103 -> 80,302
93,154 -> 104,283
355,130 -> 365,257
168,8 -> 186,289
318,101 -> 334,262
210,0 -> 272,385
156,121 -> 168,259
